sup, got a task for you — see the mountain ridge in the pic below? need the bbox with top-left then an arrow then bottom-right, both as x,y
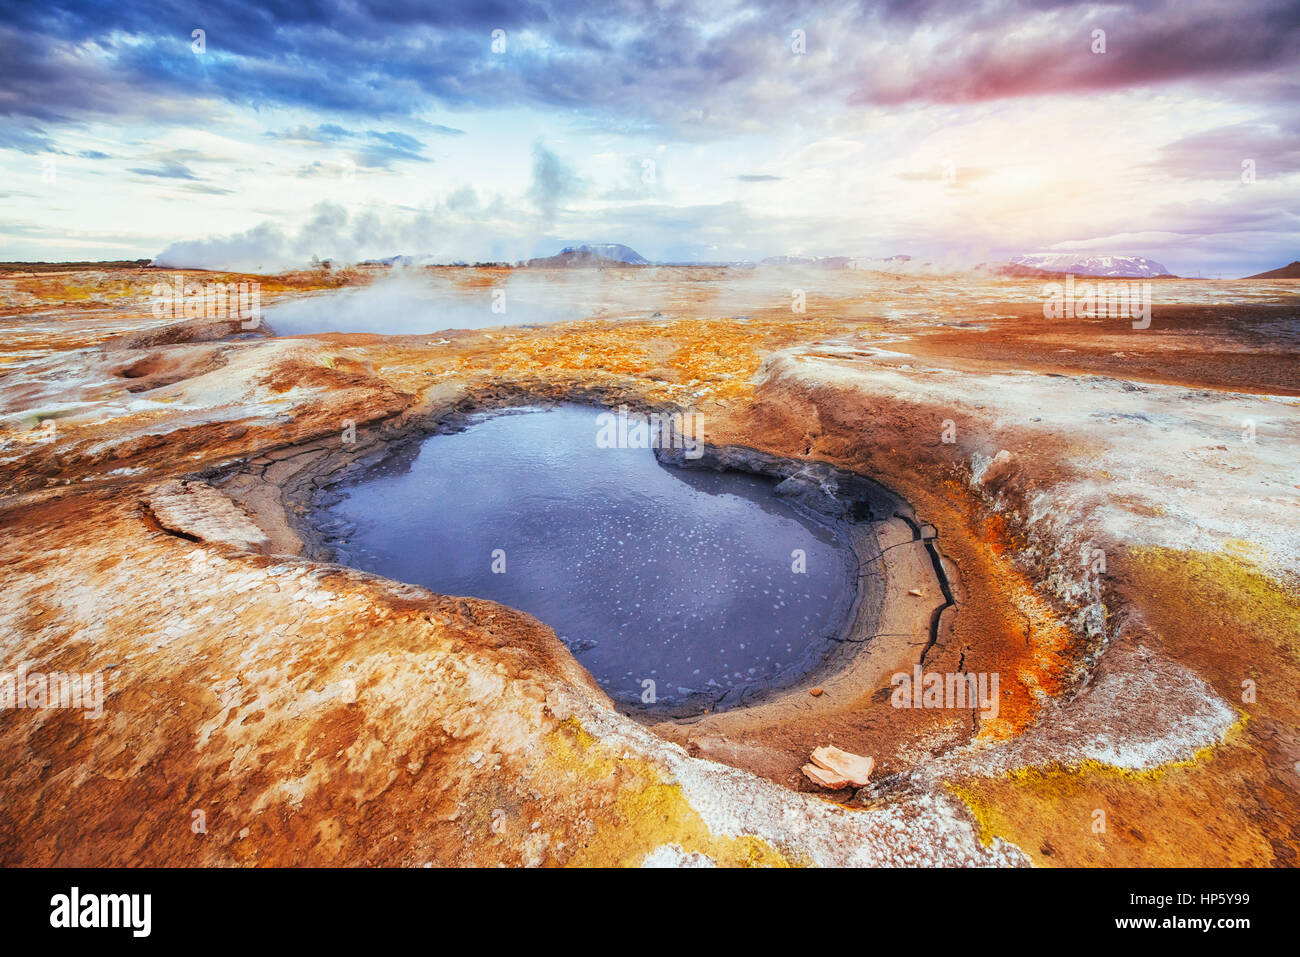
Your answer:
1244,260 -> 1300,279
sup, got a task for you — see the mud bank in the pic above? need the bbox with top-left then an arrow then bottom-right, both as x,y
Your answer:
205,391 -> 947,729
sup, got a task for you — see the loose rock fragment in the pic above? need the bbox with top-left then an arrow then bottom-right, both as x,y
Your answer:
802,763 -> 851,789
810,745 -> 874,787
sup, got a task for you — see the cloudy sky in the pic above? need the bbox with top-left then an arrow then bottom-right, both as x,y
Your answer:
1,0 -> 1297,275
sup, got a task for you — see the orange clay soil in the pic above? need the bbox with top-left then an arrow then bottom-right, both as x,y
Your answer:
901,299 -> 1300,397
0,264 -> 1295,866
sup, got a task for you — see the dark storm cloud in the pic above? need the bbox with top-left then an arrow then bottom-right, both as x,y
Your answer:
846,0 -> 1300,106
3,0 -> 1298,140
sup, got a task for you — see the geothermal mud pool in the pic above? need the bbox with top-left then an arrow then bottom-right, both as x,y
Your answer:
307,404 -> 860,711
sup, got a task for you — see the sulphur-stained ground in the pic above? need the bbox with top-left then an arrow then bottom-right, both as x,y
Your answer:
0,264 -> 1296,866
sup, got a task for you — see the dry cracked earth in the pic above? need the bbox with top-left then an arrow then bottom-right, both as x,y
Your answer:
0,263 -> 1297,867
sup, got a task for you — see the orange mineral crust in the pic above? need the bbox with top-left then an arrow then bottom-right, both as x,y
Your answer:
0,264 -> 1295,866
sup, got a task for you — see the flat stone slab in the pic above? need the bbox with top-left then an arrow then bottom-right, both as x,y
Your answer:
146,479 -> 273,554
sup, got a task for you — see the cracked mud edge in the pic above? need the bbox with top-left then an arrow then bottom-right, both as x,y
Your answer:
889,510 -> 958,665
197,386 -> 953,727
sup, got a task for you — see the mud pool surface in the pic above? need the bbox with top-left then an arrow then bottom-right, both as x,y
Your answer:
311,405 -> 858,709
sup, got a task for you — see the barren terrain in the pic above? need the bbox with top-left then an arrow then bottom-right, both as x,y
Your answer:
0,264 -> 1296,866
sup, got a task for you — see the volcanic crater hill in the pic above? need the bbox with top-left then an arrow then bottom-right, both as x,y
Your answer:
1246,260 -> 1300,279
0,264 -> 1296,867
524,243 -> 650,268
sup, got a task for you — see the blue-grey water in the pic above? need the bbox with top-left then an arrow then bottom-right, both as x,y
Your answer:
313,405 -> 856,710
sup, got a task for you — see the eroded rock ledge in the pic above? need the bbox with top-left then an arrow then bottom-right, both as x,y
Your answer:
145,480 -> 273,554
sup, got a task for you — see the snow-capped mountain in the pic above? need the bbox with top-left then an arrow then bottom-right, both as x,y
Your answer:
1010,254 -> 1173,278
847,254 -> 929,271
759,255 -> 852,268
